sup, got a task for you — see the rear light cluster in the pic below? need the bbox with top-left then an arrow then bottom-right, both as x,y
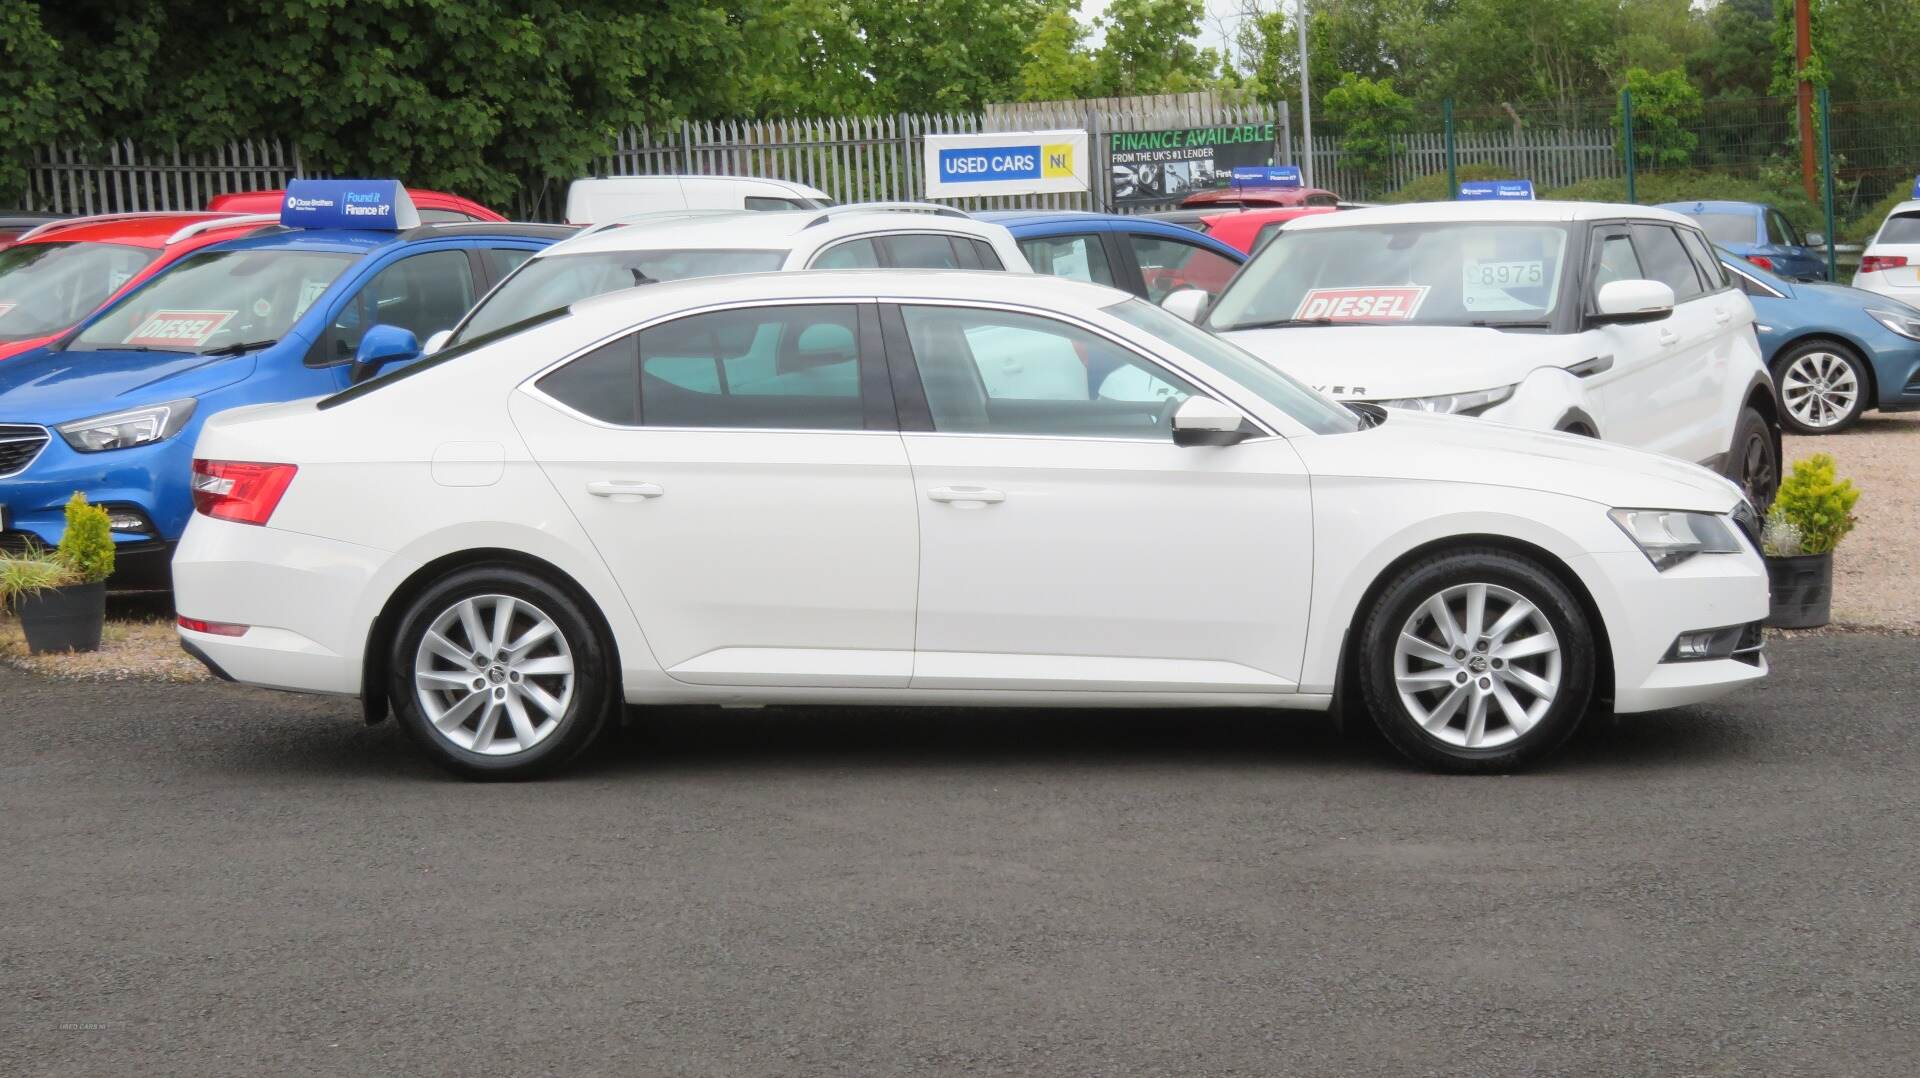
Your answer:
1744,255 -> 1774,272
1859,254 -> 1908,275
190,459 -> 297,526
177,616 -> 248,637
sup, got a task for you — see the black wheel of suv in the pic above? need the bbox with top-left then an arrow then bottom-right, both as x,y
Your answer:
388,565 -> 615,780
1773,340 -> 1870,435
1726,406 -> 1780,510
1357,548 -> 1595,774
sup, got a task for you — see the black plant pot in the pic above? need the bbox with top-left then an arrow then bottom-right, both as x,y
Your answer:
17,582 -> 106,654
1764,552 -> 1833,629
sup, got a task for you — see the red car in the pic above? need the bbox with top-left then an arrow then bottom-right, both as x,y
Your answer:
0,211 -> 278,361
207,188 -> 505,223
1200,205 -> 1340,255
1178,185 -> 1342,211
1,213 -> 67,252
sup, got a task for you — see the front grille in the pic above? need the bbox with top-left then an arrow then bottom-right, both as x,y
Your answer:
0,424 -> 49,478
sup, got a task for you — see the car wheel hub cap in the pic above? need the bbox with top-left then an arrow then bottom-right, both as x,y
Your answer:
414,594 -> 575,756
1393,582 -> 1562,749
1782,352 -> 1858,429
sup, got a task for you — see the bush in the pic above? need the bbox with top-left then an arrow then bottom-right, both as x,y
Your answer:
1542,171 -> 1824,233
1769,454 -> 1859,555
54,492 -> 114,585
1842,187 -> 1907,245
1379,163 -> 1516,204
0,550 -> 75,610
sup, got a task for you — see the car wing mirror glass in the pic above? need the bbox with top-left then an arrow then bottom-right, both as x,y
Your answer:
351,324 -> 422,384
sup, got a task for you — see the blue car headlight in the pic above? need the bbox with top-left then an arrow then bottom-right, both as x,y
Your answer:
1866,307 -> 1920,341
56,399 -> 197,453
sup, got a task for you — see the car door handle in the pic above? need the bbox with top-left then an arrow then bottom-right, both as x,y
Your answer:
1713,308 -> 1731,324
586,480 -> 664,500
1658,330 -> 1679,347
927,486 -> 1005,505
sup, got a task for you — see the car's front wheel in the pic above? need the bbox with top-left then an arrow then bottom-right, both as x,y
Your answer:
1357,549 -> 1595,773
388,566 -> 615,780
1774,341 -> 1869,434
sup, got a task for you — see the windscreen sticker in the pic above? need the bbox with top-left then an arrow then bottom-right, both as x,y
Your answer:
124,309 -> 236,348
0,303 -> 14,321
252,298 -> 274,319
293,279 -> 330,318
1462,259 -> 1548,312
1293,285 -> 1429,322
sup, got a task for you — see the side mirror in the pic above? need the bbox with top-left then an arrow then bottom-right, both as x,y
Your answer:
1160,288 -> 1210,323
1590,279 -> 1675,326
351,324 -> 421,384
1805,231 -> 1826,247
422,329 -> 452,357
1170,395 -> 1250,447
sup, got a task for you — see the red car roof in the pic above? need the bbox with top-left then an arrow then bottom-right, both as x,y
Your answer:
1199,205 -> 1340,254
1178,186 -> 1339,209
207,188 -> 505,222
10,212 -> 268,249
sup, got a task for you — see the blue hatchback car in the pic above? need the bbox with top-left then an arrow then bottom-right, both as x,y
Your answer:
974,211 -> 1246,303
0,181 -> 566,585
1661,200 -> 1828,282
1720,249 -> 1920,433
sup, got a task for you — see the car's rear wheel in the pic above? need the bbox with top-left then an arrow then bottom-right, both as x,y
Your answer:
1357,549 -> 1595,773
388,566 -> 614,780
1774,341 -> 1869,434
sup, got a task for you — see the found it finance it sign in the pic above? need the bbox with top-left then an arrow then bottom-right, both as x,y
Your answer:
924,130 -> 1090,198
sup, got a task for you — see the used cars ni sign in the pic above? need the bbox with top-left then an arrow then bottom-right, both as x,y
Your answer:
173,271 -> 1769,779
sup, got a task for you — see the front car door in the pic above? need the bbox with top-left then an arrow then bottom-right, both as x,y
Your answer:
1120,231 -> 1243,306
1627,221 -> 1725,463
880,300 -> 1315,694
305,246 -> 481,381
511,300 -> 921,688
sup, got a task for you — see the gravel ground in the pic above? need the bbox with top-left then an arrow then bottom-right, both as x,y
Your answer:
1783,409 -> 1920,631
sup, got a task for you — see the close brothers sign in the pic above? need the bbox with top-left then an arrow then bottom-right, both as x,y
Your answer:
923,130 -> 1091,199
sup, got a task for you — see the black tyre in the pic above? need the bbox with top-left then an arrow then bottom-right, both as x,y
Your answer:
388,565 -> 615,780
1357,548 -> 1595,773
1772,340 -> 1870,435
1725,406 -> 1780,510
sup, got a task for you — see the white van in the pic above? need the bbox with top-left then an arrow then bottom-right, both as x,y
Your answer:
564,176 -> 833,224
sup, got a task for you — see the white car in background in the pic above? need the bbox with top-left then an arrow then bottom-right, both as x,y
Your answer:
1169,201 -> 1783,506
1852,198 -> 1920,304
431,203 -> 1030,354
565,175 -> 833,222
175,271 -> 1767,780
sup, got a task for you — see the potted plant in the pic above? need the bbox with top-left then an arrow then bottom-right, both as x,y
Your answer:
1761,454 -> 1859,629
0,493 -> 115,654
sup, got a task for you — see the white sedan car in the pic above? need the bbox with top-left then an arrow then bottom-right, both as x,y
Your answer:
174,271 -> 1768,779
1171,200 -> 1783,507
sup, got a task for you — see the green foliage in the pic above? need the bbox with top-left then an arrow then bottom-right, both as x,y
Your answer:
1322,74 -> 1414,181
1770,453 -> 1859,555
55,493 -> 114,585
1689,0 -> 1775,98
1092,0 -> 1215,97
1843,187 -> 1908,244
1617,67 -> 1702,168
1380,162 -> 1515,203
0,1 -> 61,203
1016,2 -> 1100,102
1542,170 -> 1823,231
0,549 -> 75,609
1770,0 -> 1834,96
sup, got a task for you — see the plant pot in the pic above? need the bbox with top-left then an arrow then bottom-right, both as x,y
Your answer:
1764,551 -> 1833,629
16,582 -> 106,654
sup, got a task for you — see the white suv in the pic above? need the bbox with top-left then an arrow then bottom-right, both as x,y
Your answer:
1175,201 -> 1782,505
435,205 -> 1031,353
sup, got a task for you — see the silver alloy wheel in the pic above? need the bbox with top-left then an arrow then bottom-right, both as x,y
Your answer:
1393,582 -> 1562,749
1780,351 -> 1860,430
413,594 -> 575,756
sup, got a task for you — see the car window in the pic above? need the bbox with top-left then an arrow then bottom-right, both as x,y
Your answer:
1591,231 -> 1644,289
316,249 -> 476,364
641,305 -> 863,429
810,238 -> 881,270
450,249 -> 787,346
1306,193 -> 1340,207
67,249 -> 355,354
1017,234 -> 1114,285
1252,221 -> 1286,252
482,247 -> 534,283
1126,234 -> 1239,302
1684,212 -> 1757,247
880,234 -> 964,269
1676,229 -> 1728,291
969,239 -> 1005,271
419,208 -> 481,224
1630,223 -> 1705,302
900,304 -> 1201,440
745,196 -> 813,211
536,335 -> 640,425
1877,212 -> 1920,244
0,241 -> 161,342
1768,209 -> 1803,246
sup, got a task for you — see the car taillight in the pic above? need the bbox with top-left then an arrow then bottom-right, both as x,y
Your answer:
191,459 -> 297,526
1745,255 -> 1775,272
177,616 -> 248,637
1859,254 -> 1908,274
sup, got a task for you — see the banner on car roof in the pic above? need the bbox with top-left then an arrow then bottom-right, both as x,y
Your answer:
1109,123 -> 1282,206
279,179 -> 421,231
924,130 -> 1089,199
1457,180 -> 1535,201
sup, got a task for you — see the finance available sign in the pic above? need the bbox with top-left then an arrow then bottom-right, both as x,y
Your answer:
924,130 -> 1089,198
1110,124 -> 1280,205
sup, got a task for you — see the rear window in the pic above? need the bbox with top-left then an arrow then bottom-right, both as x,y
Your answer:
449,248 -> 785,346
1877,212 -> 1920,245
1681,211 -> 1757,247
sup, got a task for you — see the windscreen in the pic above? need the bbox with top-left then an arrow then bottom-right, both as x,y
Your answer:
1683,211 -> 1758,246
451,248 -> 787,346
0,242 -> 161,342
1207,221 -> 1571,330
67,249 -> 354,354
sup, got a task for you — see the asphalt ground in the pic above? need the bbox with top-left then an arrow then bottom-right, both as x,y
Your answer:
3,633 -> 1916,1076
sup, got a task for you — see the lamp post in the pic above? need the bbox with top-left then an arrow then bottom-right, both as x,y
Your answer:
1297,0 -> 1313,187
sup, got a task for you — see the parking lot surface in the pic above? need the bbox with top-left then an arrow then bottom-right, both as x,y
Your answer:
1784,410 -> 1920,630
4,634 -> 1917,1075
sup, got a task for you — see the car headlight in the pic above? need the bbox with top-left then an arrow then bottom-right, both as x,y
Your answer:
56,399 -> 197,453
1373,384 -> 1515,416
1866,307 -> 1920,341
1609,508 -> 1744,570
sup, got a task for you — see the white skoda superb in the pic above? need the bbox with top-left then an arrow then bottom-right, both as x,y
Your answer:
174,271 -> 1768,779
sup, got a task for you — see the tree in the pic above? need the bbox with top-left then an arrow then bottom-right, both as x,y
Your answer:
1017,2 -> 1100,102
1616,65 -> 1702,167
1686,0 -> 1775,99
0,1 -> 60,202
1321,72 -> 1413,181
1093,0 -> 1216,96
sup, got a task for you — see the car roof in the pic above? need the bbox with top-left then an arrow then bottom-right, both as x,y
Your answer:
569,268 -> 1130,324
1281,199 -> 1695,230
10,212 -> 268,248
1881,200 -> 1920,218
535,207 -> 1009,258
1656,200 -> 1765,215
201,221 -> 572,256
208,187 -> 506,221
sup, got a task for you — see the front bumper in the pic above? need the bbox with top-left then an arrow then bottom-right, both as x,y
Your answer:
0,423 -> 195,581
1575,549 -> 1771,713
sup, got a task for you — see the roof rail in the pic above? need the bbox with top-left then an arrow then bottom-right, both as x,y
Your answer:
803,202 -> 970,228
572,208 -> 748,240
16,210 -> 223,244
165,213 -> 282,245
